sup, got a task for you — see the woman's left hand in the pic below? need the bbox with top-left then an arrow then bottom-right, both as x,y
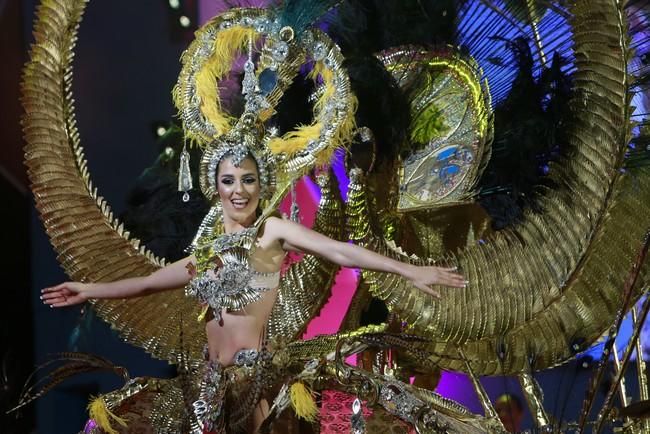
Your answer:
404,265 -> 466,298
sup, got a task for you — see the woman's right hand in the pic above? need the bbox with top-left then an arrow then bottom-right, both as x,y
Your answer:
41,282 -> 90,308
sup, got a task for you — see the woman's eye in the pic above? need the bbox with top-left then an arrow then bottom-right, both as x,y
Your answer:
220,178 -> 233,185
243,177 -> 257,184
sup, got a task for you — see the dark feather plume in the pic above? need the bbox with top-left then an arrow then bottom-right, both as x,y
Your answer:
478,38 -> 572,229
120,124 -> 210,262
8,353 -> 128,413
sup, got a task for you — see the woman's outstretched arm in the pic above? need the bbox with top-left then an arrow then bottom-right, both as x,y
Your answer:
264,217 -> 465,297
41,255 -> 196,308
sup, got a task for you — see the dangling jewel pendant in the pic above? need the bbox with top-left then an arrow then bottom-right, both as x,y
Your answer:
290,180 -> 300,222
178,143 -> 193,202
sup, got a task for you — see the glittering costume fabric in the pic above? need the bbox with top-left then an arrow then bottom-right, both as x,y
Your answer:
194,360 -> 227,433
320,391 -> 416,434
187,221 -> 280,323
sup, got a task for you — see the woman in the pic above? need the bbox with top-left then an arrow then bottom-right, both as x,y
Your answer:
40,152 -> 466,431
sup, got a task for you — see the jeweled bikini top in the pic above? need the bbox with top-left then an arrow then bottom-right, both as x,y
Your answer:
186,220 -> 280,322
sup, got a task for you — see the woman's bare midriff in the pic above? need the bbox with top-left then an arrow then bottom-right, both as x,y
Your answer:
205,221 -> 284,365
205,287 -> 278,365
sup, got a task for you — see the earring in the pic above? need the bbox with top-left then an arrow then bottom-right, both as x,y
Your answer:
178,141 -> 193,202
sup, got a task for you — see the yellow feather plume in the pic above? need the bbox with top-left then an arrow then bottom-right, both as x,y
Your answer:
290,381 -> 319,422
321,93 -> 358,166
268,123 -> 322,155
87,396 -> 128,434
309,63 -> 335,113
194,26 -> 257,139
269,60 -> 350,161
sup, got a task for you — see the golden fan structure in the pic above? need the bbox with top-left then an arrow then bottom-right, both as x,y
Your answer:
344,0 -> 650,376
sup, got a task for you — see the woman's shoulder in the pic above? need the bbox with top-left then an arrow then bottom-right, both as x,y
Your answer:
258,214 -> 285,238
258,213 -> 309,246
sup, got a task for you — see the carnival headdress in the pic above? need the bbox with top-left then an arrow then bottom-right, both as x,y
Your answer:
173,6 -> 357,223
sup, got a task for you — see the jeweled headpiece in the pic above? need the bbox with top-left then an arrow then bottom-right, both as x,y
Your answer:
199,114 -> 276,203
174,7 -> 356,212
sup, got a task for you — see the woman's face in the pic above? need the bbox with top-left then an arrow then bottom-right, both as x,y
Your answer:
217,156 -> 261,225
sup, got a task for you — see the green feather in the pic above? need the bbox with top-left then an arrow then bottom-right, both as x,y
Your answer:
275,0 -> 342,34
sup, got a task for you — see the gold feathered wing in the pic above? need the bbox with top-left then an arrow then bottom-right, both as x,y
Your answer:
349,0 -> 650,375
267,171 -> 345,343
24,0 -> 205,365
